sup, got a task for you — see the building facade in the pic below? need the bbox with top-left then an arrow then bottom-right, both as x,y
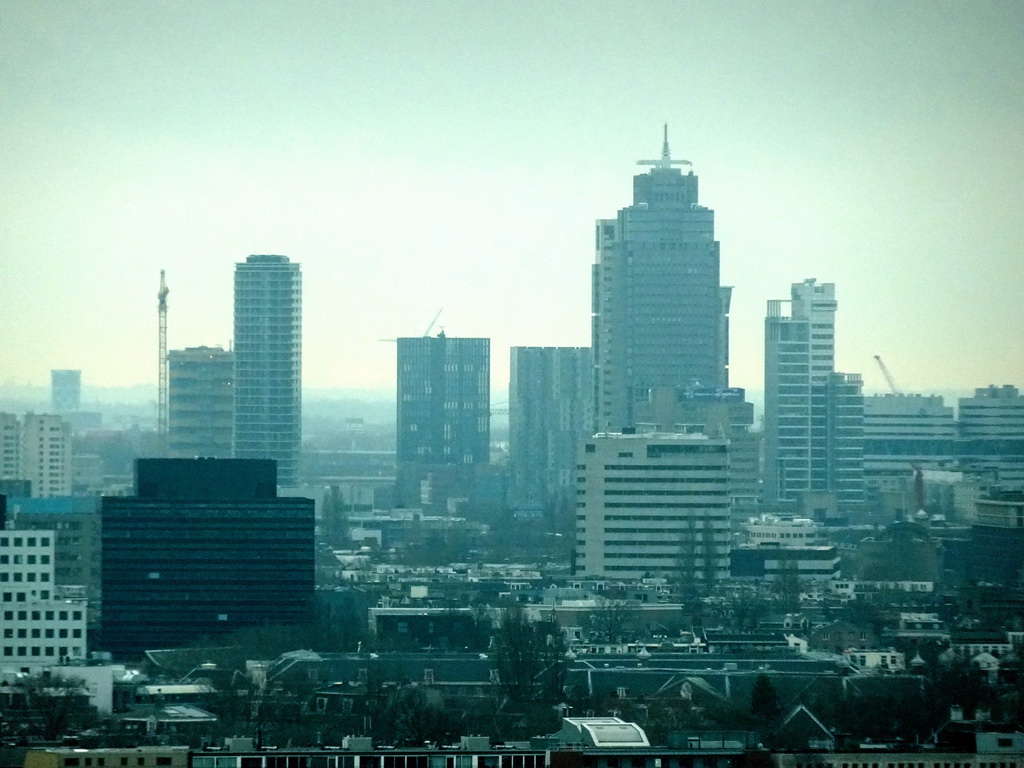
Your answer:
764,280 -> 864,512
396,334 -> 490,509
0,413 -> 20,483
233,254 -> 302,487
169,346 -> 234,458
508,346 -> 593,516
593,130 -> 730,432
0,529 -> 88,664
20,414 -> 73,498
101,459 -> 315,657
958,384 -> 1024,491
574,432 -> 730,583
50,370 -> 81,413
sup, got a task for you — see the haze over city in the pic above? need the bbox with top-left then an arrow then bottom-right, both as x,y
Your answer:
2,1 -> 1022,397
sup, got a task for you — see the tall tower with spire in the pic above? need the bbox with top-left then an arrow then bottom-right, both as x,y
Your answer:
592,127 -> 730,431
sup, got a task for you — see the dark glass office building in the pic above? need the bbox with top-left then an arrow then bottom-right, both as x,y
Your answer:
395,333 -> 489,508
101,458 -> 314,657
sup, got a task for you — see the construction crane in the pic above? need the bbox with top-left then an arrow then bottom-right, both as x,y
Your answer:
873,355 -> 902,395
378,308 -> 444,342
157,270 -> 169,455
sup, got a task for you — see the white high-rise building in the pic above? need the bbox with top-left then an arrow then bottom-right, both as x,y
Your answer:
574,432 -> 730,583
20,414 -> 73,498
0,529 -> 88,664
764,279 -> 864,511
233,255 -> 302,487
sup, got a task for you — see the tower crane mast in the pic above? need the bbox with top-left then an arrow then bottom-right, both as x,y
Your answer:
158,270 -> 169,454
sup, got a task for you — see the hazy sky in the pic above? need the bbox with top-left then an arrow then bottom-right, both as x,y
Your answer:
2,1 -> 1022,398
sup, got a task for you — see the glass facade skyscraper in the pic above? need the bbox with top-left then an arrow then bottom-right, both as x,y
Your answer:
233,254 -> 302,487
593,130 -> 730,432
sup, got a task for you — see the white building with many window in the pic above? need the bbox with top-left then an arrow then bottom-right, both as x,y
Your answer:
0,530 -> 87,663
574,432 -> 730,582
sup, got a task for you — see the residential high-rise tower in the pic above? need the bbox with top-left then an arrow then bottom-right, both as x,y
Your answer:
169,346 -> 234,458
593,127 -> 730,431
232,255 -> 302,487
764,279 -> 864,512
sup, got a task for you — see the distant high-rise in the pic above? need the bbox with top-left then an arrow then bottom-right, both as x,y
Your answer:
233,255 -> 302,487
764,279 -> 864,511
508,346 -> 592,515
396,333 -> 489,508
50,370 -> 81,413
0,413 -> 21,482
593,127 -> 730,431
169,346 -> 234,458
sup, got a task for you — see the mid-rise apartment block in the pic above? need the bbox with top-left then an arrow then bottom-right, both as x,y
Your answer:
20,414 -> 73,498
0,529 -> 88,664
764,279 -> 864,512
574,432 -> 730,584
169,346 -> 233,458
508,346 -> 593,515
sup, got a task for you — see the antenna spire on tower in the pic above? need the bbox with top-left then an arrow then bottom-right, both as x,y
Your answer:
638,123 -> 692,170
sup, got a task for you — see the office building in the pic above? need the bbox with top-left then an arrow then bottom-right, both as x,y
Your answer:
233,254 -> 302,487
968,492 -> 1024,585
101,458 -> 315,657
634,386 -> 760,520
50,370 -> 81,413
764,279 -> 864,512
21,414 -> 73,498
508,346 -> 593,516
574,432 -> 730,583
396,333 -> 489,509
863,393 -> 957,514
958,385 -> 1024,491
0,529 -> 88,664
593,128 -> 731,432
169,346 -> 234,458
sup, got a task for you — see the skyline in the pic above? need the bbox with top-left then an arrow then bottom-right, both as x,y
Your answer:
2,1 -> 1022,398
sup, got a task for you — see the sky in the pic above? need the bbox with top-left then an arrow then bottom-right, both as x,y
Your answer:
2,0 -> 1022,399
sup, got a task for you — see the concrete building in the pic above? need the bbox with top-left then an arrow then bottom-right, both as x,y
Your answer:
743,515 -> 827,546
593,128 -> 730,432
634,386 -> 760,521
3,496 -> 102,631
764,279 -> 864,512
233,254 -> 302,487
169,345 -> 233,458
969,491 -> 1024,585
101,458 -> 314,657
396,333 -> 489,509
0,529 -> 88,664
50,370 -> 81,413
0,413 -> 21,483
508,346 -> 593,516
958,384 -> 1024,491
20,414 -> 73,498
574,432 -> 730,583
864,393 -> 957,515
730,544 -> 840,582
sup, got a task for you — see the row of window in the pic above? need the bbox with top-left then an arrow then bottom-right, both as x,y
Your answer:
2,608 -> 82,620
1,644 -> 82,657
4,627 -> 82,638
63,756 -> 173,766
0,536 -> 51,547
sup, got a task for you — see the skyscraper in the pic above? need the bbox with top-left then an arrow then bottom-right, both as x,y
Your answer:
169,346 -> 234,458
593,127 -> 730,432
233,255 -> 302,487
508,346 -> 592,515
958,385 -> 1024,491
396,333 -> 489,508
764,279 -> 864,512
20,414 -> 73,498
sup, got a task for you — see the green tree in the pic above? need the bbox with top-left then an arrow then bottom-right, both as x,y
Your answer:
750,673 -> 782,722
